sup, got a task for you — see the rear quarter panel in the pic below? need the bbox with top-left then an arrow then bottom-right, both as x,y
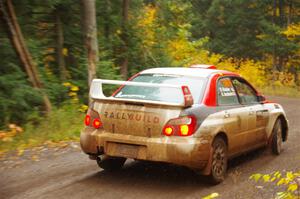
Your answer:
264,103 -> 288,140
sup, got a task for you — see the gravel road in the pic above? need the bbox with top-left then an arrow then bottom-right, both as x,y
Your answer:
1,96 -> 300,199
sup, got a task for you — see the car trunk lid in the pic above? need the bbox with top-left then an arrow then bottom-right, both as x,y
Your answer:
93,100 -> 182,137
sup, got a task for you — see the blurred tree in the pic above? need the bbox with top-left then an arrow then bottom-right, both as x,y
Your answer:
54,4 -> 68,81
0,0 -> 52,112
120,0 -> 129,79
81,0 -> 99,88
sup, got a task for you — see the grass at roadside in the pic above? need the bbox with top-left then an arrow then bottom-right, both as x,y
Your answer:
258,86 -> 300,98
0,104 -> 84,154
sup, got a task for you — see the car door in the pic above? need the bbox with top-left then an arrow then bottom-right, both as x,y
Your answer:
231,77 -> 269,146
216,77 -> 250,155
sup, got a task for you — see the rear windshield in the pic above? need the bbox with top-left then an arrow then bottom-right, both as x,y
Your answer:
114,74 -> 206,104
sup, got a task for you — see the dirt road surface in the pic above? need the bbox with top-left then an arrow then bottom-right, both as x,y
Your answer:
1,96 -> 300,199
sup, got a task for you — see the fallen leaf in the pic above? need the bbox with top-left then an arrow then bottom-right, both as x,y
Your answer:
17,149 -> 24,156
31,155 -> 39,162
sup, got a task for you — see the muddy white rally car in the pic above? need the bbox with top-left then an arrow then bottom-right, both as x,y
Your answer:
80,65 -> 288,183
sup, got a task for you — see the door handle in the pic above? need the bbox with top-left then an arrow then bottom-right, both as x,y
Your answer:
249,108 -> 255,115
224,112 -> 230,118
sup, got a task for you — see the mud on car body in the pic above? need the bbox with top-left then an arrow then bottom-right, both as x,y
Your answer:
80,65 -> 289,184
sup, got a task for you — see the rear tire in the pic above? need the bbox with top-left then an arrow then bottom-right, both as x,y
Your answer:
209,137 -> 228,184
271,119 -> 282,155
97,155 -> 126,171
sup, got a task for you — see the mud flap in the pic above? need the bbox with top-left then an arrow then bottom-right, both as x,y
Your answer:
201,146 -> 213,175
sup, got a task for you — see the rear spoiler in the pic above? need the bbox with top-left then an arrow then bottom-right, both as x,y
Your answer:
90,79 -> 194,107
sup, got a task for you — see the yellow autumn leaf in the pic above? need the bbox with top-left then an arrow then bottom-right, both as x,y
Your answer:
70,85 -> 79,91
46,47 -> 55,53
2,137 -> 13,142
8,123 -> 16,129
78,104 -> 88,112
17,149 -> 24,156
250,173 -> 262,182
282,23 -> 300,39
286,172 -> 294,180
31,155 -> 39,161
44,55 -> 55,62
71,98 -> 79,103
62,48 -> 68,56
116,29 -> 122,34
263,174 -> 271,182
68,92 -> 77,97
62,82 -> 71,87
274,171 -> 282,179
202,192 -> 219,199
0,132 -> 7,139
270,177 -> 276,182
0,150 -> 7,158
277,178 -> 286,186
287,183 -> 298,192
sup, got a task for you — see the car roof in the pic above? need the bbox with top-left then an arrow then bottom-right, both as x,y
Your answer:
140,67 -> 238,78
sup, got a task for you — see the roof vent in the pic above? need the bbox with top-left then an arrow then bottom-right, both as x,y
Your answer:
190,64 -> 216,69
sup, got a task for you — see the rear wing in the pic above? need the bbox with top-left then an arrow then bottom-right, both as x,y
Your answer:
90,79 -> 194,107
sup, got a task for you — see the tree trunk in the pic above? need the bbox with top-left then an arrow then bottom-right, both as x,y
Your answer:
81,0 -> 99,88
272,0 -> 278,74
287,0 -> 293,25
55,8 -> 68,81
278,0 -> 285,72
120,0 -> 129,79
103,0 -> 111,40
0,0 -> 51,112
278,0 -> 285,27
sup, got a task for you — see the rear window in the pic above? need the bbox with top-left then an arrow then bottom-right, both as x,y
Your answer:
114,74 -> 206,104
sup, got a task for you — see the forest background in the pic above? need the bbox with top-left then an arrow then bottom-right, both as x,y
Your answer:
0,0 -> 299,152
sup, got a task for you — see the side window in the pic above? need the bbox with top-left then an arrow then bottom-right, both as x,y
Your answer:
217,78 -> 239,105
232,78 -> 258,104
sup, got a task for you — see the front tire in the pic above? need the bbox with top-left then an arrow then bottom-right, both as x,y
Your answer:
97,156 -> 126,171
271,119 -> 282,155
209,137 -> 228,184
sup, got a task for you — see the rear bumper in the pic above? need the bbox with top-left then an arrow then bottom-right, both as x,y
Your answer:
80,128 -> 211,169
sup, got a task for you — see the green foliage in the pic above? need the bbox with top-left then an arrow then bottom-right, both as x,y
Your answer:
199,0 -> 267,59
0,104 -> 84,152
0,63 -> 43,128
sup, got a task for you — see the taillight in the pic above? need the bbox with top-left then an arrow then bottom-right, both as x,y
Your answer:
84,115 -> 91,126
93,118 -> 102,129
162,115 -> 197,136
163,125 -> 174,136
84,106 -> 102,129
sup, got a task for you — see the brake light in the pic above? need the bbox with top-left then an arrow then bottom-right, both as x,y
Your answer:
84,105 -> 102,129
181,86 -> 193,107
180,124 -> 189,136
190,64 -> 216,69
93,118 -> 102,129
162,115 -> 197,136
84,115 -> 91,126
163,126 -> 174,136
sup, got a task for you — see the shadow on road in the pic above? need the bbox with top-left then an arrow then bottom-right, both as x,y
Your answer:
72,146 -> 277,194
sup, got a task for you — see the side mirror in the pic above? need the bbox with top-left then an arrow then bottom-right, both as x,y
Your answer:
257,95 -> 266,103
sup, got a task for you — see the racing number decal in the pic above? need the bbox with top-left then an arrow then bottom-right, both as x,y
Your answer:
219,78 -> 236,97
